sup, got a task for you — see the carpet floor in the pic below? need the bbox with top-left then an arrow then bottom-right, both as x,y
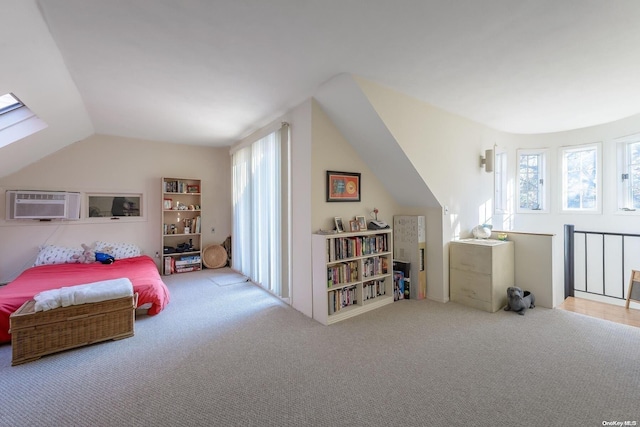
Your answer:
1,269 -> 639,427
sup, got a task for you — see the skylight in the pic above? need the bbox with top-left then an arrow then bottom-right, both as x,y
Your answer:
0,93 -> 24,115
0,92 -> 47,149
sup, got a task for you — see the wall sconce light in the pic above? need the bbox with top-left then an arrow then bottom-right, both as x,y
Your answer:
480,149 -> 494,173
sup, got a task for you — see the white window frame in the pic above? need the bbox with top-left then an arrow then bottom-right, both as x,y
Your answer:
517,148 -> 549,213
0,92 -> 47,149
616,134 -> 640,213
84,192 -> 146,223
494,148 -> 508,214
560,142 -> 601,214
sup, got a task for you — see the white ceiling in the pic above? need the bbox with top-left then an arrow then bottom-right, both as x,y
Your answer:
24,0 -> 640,147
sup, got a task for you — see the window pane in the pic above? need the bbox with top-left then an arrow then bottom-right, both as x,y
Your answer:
564,147 -> 597,210
0,93 -> 23,115
628,142 -> 640,209
518,153 -> 542,210
88,195 -> 141,217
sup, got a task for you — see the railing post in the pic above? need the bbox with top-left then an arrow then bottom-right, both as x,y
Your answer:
564,224 -> 575,299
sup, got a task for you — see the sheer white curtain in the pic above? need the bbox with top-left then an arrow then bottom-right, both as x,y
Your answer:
232,126 -> 283,296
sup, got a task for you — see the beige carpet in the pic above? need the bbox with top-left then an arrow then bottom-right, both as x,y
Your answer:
1,269 -> 639,426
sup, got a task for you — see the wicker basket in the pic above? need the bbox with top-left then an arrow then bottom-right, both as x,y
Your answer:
202,245 -> 228,269
9,294 -> 137,366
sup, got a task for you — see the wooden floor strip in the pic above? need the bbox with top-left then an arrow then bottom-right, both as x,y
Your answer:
558,297 -> 640,328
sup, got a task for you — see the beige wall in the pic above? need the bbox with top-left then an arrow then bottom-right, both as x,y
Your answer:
354,78 -> 519,303
311,100 -> 402,232
0,134 -> 231,283
355,77 -> 640,307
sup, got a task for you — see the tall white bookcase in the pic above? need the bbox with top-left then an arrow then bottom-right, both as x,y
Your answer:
162,177 -> 202,275
312,229 -> 393,325
393,215 -> 426,299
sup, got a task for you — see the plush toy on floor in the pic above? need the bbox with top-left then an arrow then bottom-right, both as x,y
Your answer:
73,243 -> 96,264
504,286 -> 535,315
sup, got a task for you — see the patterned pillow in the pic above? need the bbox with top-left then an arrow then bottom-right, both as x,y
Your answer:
94,241 -> 142,259
34,245 -> 82,266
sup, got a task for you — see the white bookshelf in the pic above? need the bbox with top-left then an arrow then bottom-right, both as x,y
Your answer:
162,177 -> 202,275
312,229 -> 393,325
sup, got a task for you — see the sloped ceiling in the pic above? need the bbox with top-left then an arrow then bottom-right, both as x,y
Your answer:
315,74 -> 439,207
0,1 -> 93,178
3,1 -> 640,177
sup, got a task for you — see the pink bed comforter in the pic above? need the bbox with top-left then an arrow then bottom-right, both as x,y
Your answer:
0,255 -> 170,343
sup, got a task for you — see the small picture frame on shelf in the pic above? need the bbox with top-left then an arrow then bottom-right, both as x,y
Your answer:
349,220 -> 359,232
163,198 -> 172,210
334,217 -> 344,233
356,215 -> 367,231
187,184 -> 200,193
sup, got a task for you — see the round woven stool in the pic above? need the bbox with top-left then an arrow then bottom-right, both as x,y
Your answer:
202,245 -> 228,269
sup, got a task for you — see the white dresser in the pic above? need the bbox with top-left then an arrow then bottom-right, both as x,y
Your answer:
449,239 -> 514,312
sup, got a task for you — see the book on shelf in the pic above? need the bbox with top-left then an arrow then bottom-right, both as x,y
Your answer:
164,256 -> 172,275
393,270 -> 406,301
175,266 -> 201,273
164,180 -> 189,193
327,261 -> 359,288
328,285 -> 357,314
364,279 -> 386,300
175,260 -> 200,267
393,260 -> 411,300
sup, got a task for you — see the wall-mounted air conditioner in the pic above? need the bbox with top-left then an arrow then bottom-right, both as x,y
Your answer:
6,190 -> 81,220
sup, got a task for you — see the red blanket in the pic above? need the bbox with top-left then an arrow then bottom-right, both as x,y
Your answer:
0,255 -> 170,343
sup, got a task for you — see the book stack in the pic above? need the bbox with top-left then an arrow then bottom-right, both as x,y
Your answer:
363,279 -> 386,300
328,285 -> 357,314
327,261 -> 359,287
164,180 -> 187,193
363,256 -> 387,278
174,255 -> 201,273
326,234 -> 390,262
393,260 -> 411,300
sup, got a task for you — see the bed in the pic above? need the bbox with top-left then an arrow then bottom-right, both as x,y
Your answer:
0,255 -> 170,344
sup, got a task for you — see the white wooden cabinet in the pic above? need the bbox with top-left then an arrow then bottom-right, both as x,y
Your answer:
312,229 -> 393,325
449,239 -> 514,312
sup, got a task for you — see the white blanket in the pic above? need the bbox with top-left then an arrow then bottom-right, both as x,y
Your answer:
33,278 -> 134,312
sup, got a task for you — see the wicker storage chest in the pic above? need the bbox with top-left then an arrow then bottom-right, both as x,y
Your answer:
10,294 -> 137,366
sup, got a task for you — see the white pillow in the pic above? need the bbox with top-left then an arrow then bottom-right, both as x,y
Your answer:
94,241 -> 142,259
34,245 -> 82,266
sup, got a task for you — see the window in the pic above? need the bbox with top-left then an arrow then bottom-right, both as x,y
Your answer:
617,134 -> 640,212
0,92 -> 47,148
0,93 -> 23,115
87,194 -> 142,218
561,143 -> 601,213
494,148 -> 508,213
517,149 -> 548,212
232,124 -> 289,298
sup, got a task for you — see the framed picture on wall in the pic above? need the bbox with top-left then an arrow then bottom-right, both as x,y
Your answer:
326,171 -> 361,202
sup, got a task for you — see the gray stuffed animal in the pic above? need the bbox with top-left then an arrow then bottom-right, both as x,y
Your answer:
504,286 -> 535,315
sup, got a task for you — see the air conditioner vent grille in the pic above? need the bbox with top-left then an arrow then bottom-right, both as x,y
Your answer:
15,192 -> 66,201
